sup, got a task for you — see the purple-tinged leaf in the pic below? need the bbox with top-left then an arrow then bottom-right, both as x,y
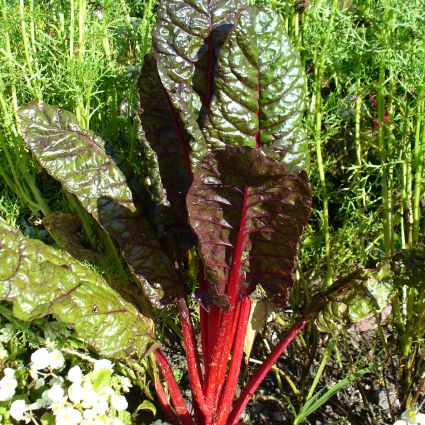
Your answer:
0,218 -> 155,359
203,7 -> 307,169
138,54 -> 196,255
42,212 -> 104,265
187,146 -> 311,308
19,101 -> 134,220
153,0 -> 246,118
18,101 -> 182,307
97,197 -> 181,305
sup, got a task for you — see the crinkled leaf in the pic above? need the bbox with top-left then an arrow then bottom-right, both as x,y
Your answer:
18,101 -> 182,307
153,0 -> 246,118
97,198 -> 181,305
42,212 -> 103,265
0,219 -> 155,359
19,101 -> 135,220
315,267 -> 394,333
138,54 -> 196,256
187,146 -> 311,308
203,7 -> 307,168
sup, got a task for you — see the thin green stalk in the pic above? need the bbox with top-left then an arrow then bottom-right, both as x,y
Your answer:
305,339 -> 334,401
377,61 -> 391,256
69,0 -> 75,59
2,2 -> 20,132
354,78 -> 367,216
78,0 -> 86,63
29,0 -> 37,54
19,0 -> 42,99
314,0 -> 338,287
413,96 -> 425,243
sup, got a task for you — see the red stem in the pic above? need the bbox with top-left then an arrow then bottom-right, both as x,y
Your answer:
205,185 -> 249,413
154,349 -> 196,425
226,272 -> 364,424
177,298 -> 209,418
216,297 -> 251,425
199,271 -> 210,377
207,301 -> 241,416
205,304 -> 222,383
227,306 -> 318,424
154,363 -> 179,425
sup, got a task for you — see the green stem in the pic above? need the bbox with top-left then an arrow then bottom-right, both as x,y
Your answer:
413,95 -> 425,243
69,0 -> 75,59
314,0 -> 338,287
377,61 -> 391,256
19,0 -> 42,99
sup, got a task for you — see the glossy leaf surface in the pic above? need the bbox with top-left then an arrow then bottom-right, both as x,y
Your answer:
0,219 -> 155,359
138,54 -> 196,254
19,101 -> 135,220
187,146 -> 311,308
153,0 -> 246,117
19,102 -> 182,306
203,7 -> 307,168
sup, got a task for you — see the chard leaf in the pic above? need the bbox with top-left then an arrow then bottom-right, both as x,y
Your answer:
42,212 -> 104,265
203,7 -> 307,168
18,101 -> 182,307
0,218 -> 155,359
153,0 -> 246,118
138,54 -> 196,255
187,147 -> 311,308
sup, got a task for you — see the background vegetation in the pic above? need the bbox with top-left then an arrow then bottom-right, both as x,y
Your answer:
0,0 -> 424,423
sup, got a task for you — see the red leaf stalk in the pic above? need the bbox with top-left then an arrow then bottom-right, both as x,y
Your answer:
177,298 -> 209,417
153,363 -> 179,425
154,348 -> 196,425
227,298 -> 325,424
216,296 -> 251,425
205,185 -> 249,413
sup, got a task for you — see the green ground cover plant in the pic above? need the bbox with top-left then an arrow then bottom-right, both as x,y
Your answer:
0,0 -> 424,424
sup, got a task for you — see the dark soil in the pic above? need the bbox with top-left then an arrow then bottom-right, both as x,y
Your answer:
158,308 -> 424,425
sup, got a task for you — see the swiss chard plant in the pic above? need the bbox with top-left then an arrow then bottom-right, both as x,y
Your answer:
0,1 -> 360,424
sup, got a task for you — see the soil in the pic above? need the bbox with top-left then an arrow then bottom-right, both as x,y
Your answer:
157,309 -> 424,425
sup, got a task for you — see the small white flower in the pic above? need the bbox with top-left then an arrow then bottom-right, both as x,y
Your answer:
118,376 -> 132,392
29,397 -> 49,409
93,359 -> 113,371
3,368 -> 14,377
29,366 -> 39,380
81,418 -> 104,425
91,398 -> 108,415
0,346 -> 9,360
54,406 -> 83,425
92,9 -> 104,21
0,374 -> 18,401
68,365 -> 83,384
110,394 -> 128,411
113,419 -> 125,425
46,383 -> 66,404
394,409 -> 425,425
9,399 -> 28,421
98,386 -> 114,399
81,388 -> 100,409
82,408 -> 97,420
34,377 -> 45,389
31,347 -> 51,370
68,382 -> 83,404
49,349 -> 65,370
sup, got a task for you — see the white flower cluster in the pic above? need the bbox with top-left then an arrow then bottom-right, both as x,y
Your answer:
2,348 -> 132,425
394,408 -> 425,425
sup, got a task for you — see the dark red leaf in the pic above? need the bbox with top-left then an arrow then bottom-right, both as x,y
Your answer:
187,146 -> 311,308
